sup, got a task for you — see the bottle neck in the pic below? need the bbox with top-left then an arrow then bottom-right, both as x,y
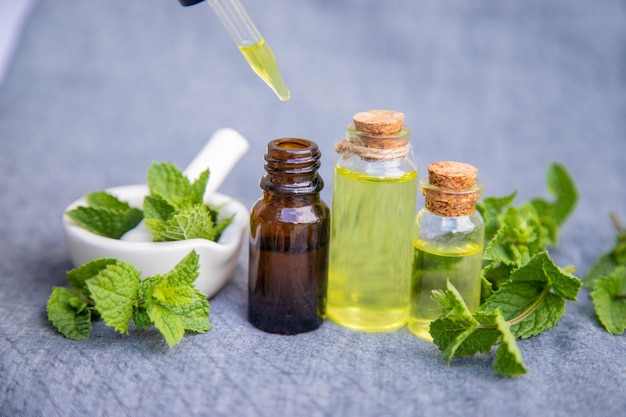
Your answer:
260,138 -> 324,195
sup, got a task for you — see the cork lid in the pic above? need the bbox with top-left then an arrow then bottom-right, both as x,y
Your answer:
353,110 -> 404,135
423,161 -> 481,217
428,161 -> 478,189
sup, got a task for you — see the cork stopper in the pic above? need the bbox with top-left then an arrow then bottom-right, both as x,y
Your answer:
423,161 -> 481,217
353,110 -> 404,135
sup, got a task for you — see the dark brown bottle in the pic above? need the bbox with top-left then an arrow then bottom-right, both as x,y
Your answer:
248,138 -> 330,335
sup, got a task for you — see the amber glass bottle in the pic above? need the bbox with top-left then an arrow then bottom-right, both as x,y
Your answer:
248,138 -> 330,335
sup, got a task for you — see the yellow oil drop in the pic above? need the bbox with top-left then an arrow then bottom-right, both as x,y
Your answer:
239,39 -> 290,101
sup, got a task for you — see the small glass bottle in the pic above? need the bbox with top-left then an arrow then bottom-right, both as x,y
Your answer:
248,138 -> 330,335
327,110 -> 418,332
409,161 -> 484,341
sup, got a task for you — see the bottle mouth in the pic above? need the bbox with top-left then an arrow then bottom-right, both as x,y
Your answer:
264,138 -> 321,175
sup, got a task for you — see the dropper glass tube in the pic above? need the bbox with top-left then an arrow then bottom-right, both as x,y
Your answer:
207,0 -> 291,101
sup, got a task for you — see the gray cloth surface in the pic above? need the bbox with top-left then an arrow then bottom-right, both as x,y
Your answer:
1,1 -> 625,416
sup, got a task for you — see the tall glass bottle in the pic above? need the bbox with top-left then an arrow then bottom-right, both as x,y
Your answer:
409,161 -> 484,341
327,110 -> 418,332
248,138 -> 330,335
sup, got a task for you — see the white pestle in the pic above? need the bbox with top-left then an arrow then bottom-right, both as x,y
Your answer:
120,128 -> 250,242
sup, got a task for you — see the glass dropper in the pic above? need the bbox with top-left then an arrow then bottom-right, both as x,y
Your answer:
178,0 -> 291,101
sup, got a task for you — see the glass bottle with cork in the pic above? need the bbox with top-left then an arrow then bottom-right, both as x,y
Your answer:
248,138 -> 330,335
409,161 -> 484,341
327,110 -> 418,332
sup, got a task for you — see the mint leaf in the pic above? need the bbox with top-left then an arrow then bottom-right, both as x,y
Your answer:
143,195 -> 176,222
527,162 -> 578,246
493,312 -> 527,377
143,251 -> 211,347
147,302 -> 185,348
67,206 -> 143,239
477,192 -> 517,243
483,205 -> 544,267
146,163 -> 206,210
590,266 -> 626,335
189,169 -> 210,207
47,287 -> 92,340
67,258 -> 117,297
86,191 -> 133,211
585,252 -> 619,290
134,275 -> 160,328
584,214 -> 626,290
481,252 -> 580,339
86,262 -> 141,334
147,205 -> 217,242
66,191 -> 143,239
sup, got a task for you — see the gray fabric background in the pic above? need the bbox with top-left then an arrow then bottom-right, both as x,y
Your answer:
1,1 -> 625,416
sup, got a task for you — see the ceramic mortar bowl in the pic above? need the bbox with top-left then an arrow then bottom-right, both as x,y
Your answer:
62,184 -> 249,299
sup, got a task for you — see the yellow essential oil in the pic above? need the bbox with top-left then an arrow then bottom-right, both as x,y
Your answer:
327,166 -> 418,331
239,39 -> 290,101
408,241 -> 483,341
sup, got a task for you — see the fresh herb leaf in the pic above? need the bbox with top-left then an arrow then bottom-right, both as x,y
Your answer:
46,287 -> 92,340
86,261 -> 141,334
146,163 -> 207,210
66,191 -> 143,239
584,213 -> 626,290
46,250 -> 211,347
67,258 -> 118,298
147,205 -> 217,242
590,266 -> 626,335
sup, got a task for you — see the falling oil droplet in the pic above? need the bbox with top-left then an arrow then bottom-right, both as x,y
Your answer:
239,39 -> 291,101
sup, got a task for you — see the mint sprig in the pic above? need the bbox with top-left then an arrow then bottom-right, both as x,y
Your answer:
65,162 -> 233,243
585,213 -> 626,335
429,162 -> 581,377
143,162 -> 233,242
66,191 -> 143,239
46,251 -> 211,347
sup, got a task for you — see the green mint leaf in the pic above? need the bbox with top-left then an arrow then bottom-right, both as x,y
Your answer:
86,261 -> 140,334
493,312 -> 527,377
430,282 -> 480,361
66,205 -> 144,239
484,205 -> 543,267
147,162 -> 203,210
584,217 -> 626,290
143,251 -> 211,347
165,296 -> 212,334
143,194 -> 176,222
477,191 -> 517,243
85,191 -> 133,211
67,258 -> 118,297
481,252 -> 579,339
189,169 -> 210,206
541,162 -> 578,227
527,163 -> 578,246
147,302 -> 185,348
133,275 -> 160,328
481,261 -> 514,293
47,287 -> 92,340
148,205 -> 216,242
590,266 -> 626,335
584,252 -> 618,290
213,214 -> 234,241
